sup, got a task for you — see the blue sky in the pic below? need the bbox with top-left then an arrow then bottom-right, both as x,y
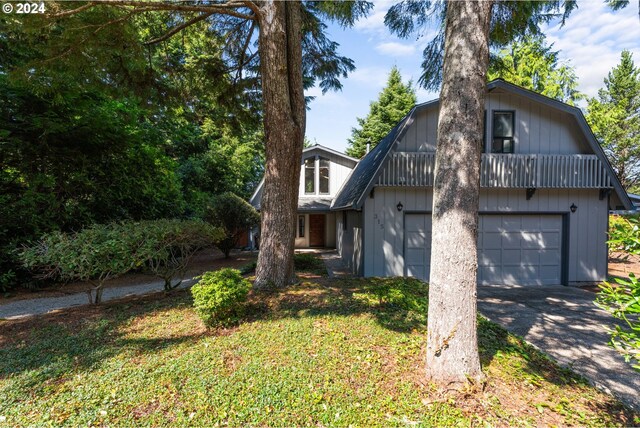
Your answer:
304,1 -> 640,153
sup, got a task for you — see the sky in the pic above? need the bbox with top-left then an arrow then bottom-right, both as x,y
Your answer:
304,1 -> 640,153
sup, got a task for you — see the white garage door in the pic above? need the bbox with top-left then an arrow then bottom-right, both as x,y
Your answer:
404,214 -> 563,285
405,214 -> 432,281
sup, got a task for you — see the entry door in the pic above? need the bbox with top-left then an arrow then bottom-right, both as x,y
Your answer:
405,214 -> 432,280
309,214 -> 325,247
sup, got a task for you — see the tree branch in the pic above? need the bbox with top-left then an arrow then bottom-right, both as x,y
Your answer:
95,0 -> 256,21
144,12 -> 215,45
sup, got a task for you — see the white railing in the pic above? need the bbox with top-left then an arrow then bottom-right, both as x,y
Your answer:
376,152 -> 612,188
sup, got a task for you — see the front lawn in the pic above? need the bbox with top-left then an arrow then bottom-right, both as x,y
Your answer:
0,274 -> 637,426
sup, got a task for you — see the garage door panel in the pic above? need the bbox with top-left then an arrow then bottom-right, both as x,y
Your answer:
406,233 -> 426,249
483,232 -> 503,249
521,216 -> 541,229
503,232 -> 524,249
479,249 -> 501,266
521,249 -> 541,264
406,248 -> 425,265
540,250 -> 561,264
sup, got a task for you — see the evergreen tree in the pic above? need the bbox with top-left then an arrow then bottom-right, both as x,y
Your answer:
345,67 -> 416,158
488,34 -> 583,104
587,51 -> 640,191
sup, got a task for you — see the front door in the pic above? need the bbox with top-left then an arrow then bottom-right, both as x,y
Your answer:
309,214 -> 325,247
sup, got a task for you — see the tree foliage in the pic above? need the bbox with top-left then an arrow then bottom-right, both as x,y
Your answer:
205,192 -> 260,258
487,34 -> 583,104
345,67 -> 416,158
384,0 -> 577,90
587,51 -> 640,191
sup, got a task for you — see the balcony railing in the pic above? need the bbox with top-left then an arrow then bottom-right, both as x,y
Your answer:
375,152 -> 612,188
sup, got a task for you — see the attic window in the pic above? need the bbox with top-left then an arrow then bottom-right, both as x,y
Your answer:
319,157 -> 330,194
304,158 -> 315,194
492,111 -> 515,153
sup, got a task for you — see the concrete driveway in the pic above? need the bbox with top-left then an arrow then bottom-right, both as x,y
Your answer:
478,284 -> 640,411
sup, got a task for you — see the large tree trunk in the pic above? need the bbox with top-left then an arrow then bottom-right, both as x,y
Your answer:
425,0 -> 493,386
253,0 -> 305,289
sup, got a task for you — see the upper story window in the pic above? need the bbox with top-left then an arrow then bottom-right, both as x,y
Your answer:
319,157 -> 330,194
491,111 -> 515,153
304,155 -> 331,195
304,158 -> 315,194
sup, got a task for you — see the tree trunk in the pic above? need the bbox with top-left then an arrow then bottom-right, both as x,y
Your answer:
425,0 -> 493,386
253,1 -> 305,289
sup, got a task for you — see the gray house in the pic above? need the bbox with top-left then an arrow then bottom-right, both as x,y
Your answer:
332,80 -> 631,286
250,145 -> 358,248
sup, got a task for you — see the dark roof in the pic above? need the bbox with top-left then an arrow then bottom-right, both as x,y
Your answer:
331,79 -> 633,211
251,197 -> 333,212
298,197 -> 333,212
330,112 -> 416,210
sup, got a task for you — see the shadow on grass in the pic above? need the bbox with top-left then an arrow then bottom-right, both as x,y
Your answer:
0,276 -> 635,420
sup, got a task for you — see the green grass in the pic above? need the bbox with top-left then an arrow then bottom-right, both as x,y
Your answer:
0,275 -> 637,426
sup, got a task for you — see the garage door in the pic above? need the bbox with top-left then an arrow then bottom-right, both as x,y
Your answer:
405,214 -> 432,280
404,214 -> 563,285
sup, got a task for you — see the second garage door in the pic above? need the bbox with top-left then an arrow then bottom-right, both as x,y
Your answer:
404,214 -> 563,285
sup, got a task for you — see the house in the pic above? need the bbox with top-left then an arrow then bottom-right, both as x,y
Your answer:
251,79 -> 632,286
332,79 -> 631,286
249,144 -> 358,248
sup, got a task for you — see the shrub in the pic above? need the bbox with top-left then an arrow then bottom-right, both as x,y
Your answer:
608,215 -> 640,255
293,253 -> 326,275
596,274 -> 640,371
20,224 -> 139,304
191,268 -> 251,327
134,219 -> 224,291
204,192 -> 260,258
20,219 -> 223,303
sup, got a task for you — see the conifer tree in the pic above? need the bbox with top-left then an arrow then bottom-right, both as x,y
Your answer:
587,50 -> 640,191
345,67 -> 416,158
488,34 -> 583,105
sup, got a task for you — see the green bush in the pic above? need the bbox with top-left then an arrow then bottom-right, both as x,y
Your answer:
596,274 -> 640,371
293,253 -> 326,274
191,268 -> 251,327
609,215 -> 640,255
134,219 -> 223,291
204,192 -> 260,258
20,219 -> 222,303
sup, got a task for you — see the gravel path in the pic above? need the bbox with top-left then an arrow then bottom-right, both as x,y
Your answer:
0,277 -> 197,320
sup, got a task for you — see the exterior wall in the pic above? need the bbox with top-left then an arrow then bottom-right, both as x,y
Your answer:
396,92 -> 590,155
363,187 -> 608,284
299,151 -> 355,198
336,210 -> 364,275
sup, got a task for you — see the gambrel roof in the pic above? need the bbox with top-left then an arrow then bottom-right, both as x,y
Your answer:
331,79 -> 633,211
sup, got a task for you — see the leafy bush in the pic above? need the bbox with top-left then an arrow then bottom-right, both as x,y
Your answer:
608,215 -> 640,255
596,274 -> 640,370
134,219 -> 223,291
21,220 -> 222,303
293,253 -> 326,275
204,192 -> 260,258
191,268 -> 251,327
21,224 -> 139,304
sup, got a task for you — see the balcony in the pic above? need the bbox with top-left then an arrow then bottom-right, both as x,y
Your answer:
375,152 -> 612,188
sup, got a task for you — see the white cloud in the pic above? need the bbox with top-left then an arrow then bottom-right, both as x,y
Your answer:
375,41 -> 416,57
354,1 -> 394,35
305,86 -> 350,108
348,66 -> 391,88
543,1 -> 640,98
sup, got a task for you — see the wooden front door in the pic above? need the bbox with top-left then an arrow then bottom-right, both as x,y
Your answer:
309,214 -> 325,247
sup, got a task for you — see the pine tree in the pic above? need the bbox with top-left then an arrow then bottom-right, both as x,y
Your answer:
587,51 -> 640,191
345,67 -> 416,158
488,34 -> 583,105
